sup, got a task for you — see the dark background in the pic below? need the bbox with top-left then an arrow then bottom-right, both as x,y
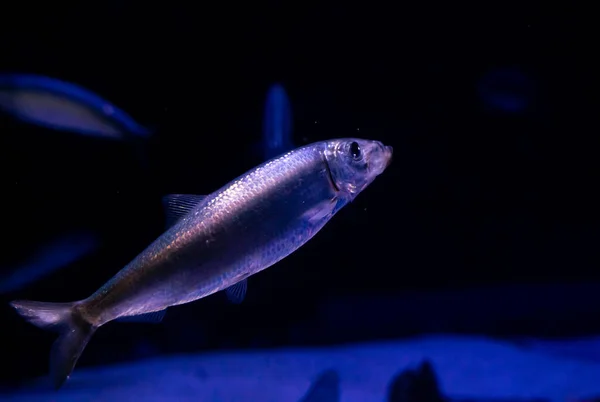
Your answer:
0,2 -> 598,386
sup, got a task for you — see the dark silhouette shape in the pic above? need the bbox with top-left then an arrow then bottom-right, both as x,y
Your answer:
387,360 -> 446,402
299,369 -> 340,402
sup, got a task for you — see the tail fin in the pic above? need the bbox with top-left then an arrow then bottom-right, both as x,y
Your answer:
10,300 -> 96,389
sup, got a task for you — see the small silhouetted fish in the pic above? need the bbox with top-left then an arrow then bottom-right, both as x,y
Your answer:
10,138 -> 392,389
0,73 -> 152,140
259,83 -> 295,160
388,360 -> 446,402
0,230 -> 99,294
299,369 -> 340,402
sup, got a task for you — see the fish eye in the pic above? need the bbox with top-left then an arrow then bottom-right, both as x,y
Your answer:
349,141 -> 361,160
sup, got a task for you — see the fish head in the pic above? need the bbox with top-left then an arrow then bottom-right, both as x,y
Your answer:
324,138 -> 393,200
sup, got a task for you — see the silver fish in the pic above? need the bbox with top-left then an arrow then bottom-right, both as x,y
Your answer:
10,138 -> 392,389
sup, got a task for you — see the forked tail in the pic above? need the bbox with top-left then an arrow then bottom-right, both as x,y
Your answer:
10,299 -> 96,389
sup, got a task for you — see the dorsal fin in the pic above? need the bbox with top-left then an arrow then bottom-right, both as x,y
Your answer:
162,194 -> 207,228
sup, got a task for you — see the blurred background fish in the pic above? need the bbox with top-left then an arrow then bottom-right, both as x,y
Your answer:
0,73 -> 153,167
258,82 -> 295,160
0,230 -> 99,294
0,73 -> 151,139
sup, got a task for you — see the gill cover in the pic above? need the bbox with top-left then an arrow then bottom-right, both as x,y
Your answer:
324,139 -> 371,200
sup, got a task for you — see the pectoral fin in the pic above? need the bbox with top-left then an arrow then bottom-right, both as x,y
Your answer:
302,198 -> 338,224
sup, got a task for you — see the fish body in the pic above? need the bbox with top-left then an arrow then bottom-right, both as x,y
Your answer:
88,143 -> 340,324
10,138 -> 392,389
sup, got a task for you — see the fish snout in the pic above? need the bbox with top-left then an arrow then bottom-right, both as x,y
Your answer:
383,145 -> 393,168
368,142 -> 393,175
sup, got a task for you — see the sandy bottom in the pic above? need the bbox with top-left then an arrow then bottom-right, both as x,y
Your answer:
3,335 -> 600,401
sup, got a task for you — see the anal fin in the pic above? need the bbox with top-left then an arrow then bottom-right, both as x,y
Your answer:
116,309 -> 167,324
225,279 -> 247,304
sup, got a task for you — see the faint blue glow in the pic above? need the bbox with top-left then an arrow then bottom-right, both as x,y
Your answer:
0,230 -> 99,294
261,83 -> 294,160
477,67 -> 534,114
